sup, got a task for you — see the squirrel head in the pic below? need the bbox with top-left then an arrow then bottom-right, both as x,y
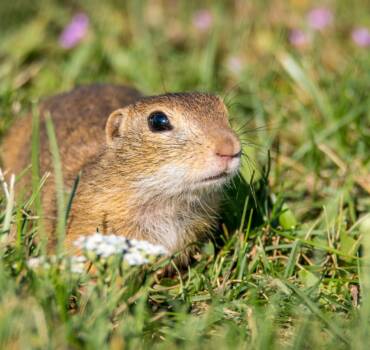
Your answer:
105,92 -> 241,197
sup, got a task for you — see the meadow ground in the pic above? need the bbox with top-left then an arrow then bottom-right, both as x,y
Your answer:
0,1 -> 369,349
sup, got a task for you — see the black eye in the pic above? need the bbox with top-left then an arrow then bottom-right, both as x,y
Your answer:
148,111 -> 173,132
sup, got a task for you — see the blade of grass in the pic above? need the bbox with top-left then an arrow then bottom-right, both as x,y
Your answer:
284,239 -> 301,279
244,207 -> 253,242
239,195 -> 249,232
31,104 -> 46,253
0,168 -> 10,200
45,114 -> 65,255
65,172 -> 80,224
276,230 -> 359,261
198,30 -> 219,90
24,172 -> 50,210
2,173 -> 15,237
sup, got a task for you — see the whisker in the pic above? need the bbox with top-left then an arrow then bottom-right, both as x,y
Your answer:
233,118 -> 255,133
236,124 -> 276,135
221,83 -> 242,108
240,139 -> 265,147
226,101 -> 243,110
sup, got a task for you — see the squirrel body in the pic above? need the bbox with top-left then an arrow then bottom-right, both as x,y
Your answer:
2,84 -> 241,255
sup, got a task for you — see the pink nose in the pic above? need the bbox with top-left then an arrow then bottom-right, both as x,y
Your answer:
214,134 -> 241,160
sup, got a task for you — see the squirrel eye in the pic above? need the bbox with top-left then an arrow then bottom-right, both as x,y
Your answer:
148,111 -> 173,132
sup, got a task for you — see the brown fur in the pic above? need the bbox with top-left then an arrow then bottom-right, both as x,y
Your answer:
2,84 -> 241,257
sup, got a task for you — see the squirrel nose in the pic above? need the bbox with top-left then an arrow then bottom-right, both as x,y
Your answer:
214,134 -> 241,160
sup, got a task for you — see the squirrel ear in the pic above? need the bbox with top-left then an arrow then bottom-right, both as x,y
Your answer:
105,108 -> 127,145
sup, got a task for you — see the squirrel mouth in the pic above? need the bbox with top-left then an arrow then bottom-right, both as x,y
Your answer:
201,172 -> 229,182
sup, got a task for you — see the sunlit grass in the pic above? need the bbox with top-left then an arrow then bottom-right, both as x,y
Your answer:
0,0 -> 369,348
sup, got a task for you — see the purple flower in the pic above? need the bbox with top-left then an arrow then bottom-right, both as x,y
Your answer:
192,9 -> 213,32
59,13 -> 89,49
352,27 -> 370,47
307,7 -> 333,30
289,29 -> 310,47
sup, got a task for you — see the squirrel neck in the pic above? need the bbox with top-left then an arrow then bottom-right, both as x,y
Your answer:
67,149 -> 220,253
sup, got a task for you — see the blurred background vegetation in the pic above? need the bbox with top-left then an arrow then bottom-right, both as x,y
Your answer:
0,0 -> 370,348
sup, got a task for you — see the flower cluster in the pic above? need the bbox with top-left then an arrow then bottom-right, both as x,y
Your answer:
27,255 -> 86,274
26,234 -> 167,275
74,233 -> 168,266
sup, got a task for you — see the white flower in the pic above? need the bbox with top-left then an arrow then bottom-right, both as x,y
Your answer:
27,257 -> 46,269
74,233 -> 168,266
27,255 -> 86,274
68,256 -> 87,274
124,252 -> 149,266
97,242 -> 118,258
130,239 -> 168,256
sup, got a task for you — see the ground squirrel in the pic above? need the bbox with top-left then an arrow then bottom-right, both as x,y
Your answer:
2,84 -> 241,256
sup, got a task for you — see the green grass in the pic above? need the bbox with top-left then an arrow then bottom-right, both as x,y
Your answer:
0,0 -> 370,348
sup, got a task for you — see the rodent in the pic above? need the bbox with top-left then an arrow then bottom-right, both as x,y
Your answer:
2,84 -> 241,257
